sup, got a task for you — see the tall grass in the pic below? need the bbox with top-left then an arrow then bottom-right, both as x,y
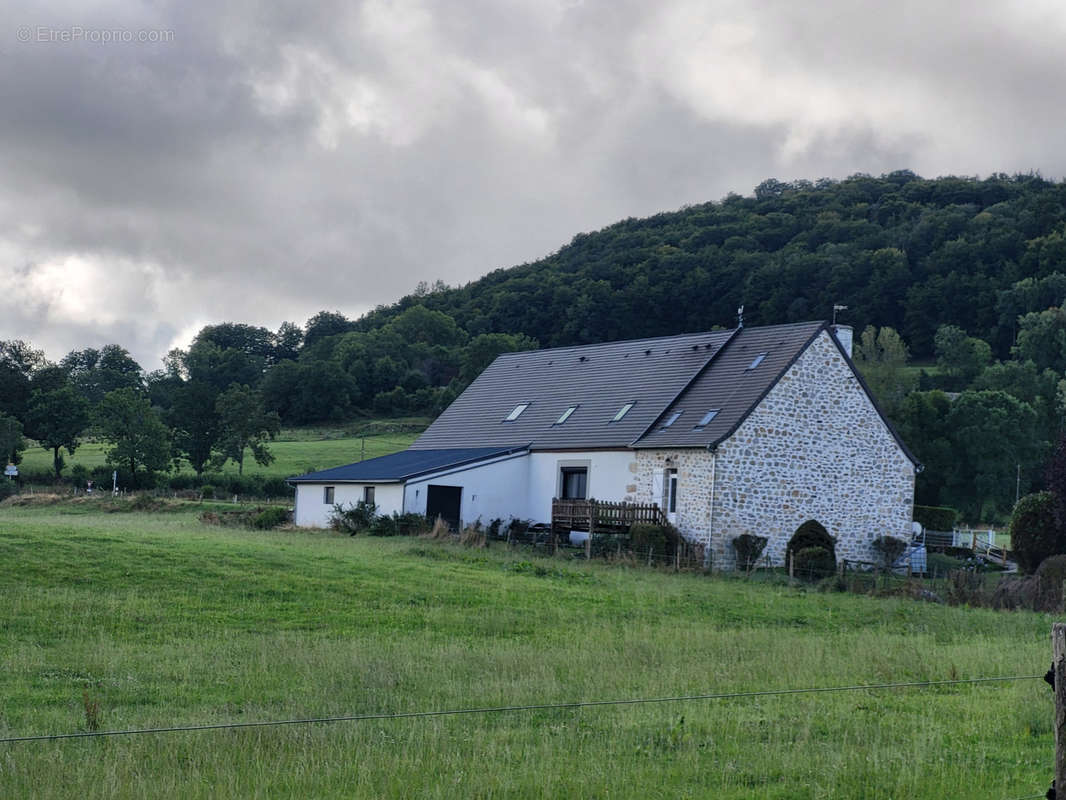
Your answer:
0,506 -> 1055,798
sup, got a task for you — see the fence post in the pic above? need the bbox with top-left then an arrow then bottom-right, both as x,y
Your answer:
789,552 -> 794,585
1055,623 -> 1066,797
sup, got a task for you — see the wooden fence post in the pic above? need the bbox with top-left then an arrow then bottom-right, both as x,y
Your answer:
1054,622 -> 1066,797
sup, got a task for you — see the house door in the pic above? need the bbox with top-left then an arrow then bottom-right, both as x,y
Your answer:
665,468 -> 678,524
426,485 -> 462,528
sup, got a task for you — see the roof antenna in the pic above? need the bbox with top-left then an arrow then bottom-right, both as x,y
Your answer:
832,304 -> 848,325
736,305 -> 744,329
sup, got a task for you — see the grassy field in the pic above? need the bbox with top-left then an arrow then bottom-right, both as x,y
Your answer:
0,502 -> 1055,799
17,421 -> 426,479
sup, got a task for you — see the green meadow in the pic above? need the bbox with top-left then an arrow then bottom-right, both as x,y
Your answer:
0,502 -> 1055,799
16,423 -> 424,480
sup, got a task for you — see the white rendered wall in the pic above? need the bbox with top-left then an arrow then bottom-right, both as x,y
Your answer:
404,452 -> 530,526
294,483 -> 404,528
525,450 -> 639,523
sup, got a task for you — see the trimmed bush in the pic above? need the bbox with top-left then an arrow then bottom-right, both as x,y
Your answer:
1009,491 -> 1064,574
732,534 -> 768,572
793,546 -> 835,581
871,535 -> 908,570
913,505 -> 959,532
786,520 -> 836,571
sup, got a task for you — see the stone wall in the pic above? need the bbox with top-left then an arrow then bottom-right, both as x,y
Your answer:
635,330 -> 915,570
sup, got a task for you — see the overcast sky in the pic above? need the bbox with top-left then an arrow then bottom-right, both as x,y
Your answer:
3,0 -> 1065,369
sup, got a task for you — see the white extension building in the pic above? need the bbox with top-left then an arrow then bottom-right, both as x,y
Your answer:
289,321 -> 918,568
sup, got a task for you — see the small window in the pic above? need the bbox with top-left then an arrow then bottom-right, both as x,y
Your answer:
611,402 -> 635,422
661,411 -> 682,429
363,486 -> 375,506
323,486 -> 335,504
695,409 -> 720,429
747,352 -> 768,370
555,406 -> 578,425
504,403 -> 530,422
560,467 -> 588,500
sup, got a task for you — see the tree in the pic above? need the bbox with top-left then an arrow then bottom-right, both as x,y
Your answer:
168,380 -> 220,475
96,389 -> 172,487
0,339 -> 45,422
214,385 -> 281,475
1010,491 -> 1063,574
460,333 -> 538,383
61,345 -> 143,406
852,326 -> 916,416
25,385 -> 89,478
943,390 -> 1041,520
933,325 -> 991,386
0,412 -> 25,465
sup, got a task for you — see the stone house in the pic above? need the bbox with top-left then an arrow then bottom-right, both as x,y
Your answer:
289,320 -> 917,568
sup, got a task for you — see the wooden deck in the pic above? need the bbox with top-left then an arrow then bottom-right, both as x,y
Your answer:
550,498 -> 667,535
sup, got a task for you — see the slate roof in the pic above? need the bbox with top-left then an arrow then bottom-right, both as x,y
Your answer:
634,321 -> 825,448
411,320 -> 917,464
410,329 -> 737,451
287,446 -> 528,484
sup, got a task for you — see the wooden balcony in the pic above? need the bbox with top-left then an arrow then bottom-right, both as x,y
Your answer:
550,498 -> 667,535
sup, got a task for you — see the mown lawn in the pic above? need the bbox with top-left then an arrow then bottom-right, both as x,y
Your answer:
0,503 -> 1055,799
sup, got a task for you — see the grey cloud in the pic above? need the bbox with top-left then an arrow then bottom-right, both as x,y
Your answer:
0,0 -> 1064,367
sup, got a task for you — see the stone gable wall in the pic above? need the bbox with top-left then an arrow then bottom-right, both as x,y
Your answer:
634,331 -> 914,570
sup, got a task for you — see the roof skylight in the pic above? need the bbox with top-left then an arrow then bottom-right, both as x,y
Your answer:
661,411 -> 682,429
555,406 -> 578,425
504,403 -> 530,422
695,409 -> 720,429
747,352 -> 768,370
611,402 -> 635,422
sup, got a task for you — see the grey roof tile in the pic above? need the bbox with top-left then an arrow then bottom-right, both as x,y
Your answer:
287,446 -> 527,484
411,330 -> 735,450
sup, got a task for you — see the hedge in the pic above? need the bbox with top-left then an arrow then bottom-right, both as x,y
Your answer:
913,505 -> 959,532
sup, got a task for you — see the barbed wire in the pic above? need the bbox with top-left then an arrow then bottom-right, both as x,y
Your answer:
0,674 -> 1042,745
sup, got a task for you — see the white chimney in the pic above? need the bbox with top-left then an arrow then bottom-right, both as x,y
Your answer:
831,324 -> 853,358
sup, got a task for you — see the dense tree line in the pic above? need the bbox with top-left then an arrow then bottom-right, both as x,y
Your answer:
5,171 -> 1066,512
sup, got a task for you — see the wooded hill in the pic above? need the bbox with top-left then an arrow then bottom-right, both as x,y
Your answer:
5,171 -> 1066,518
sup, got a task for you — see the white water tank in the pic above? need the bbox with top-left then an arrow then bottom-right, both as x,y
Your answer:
831,324 -> 853,358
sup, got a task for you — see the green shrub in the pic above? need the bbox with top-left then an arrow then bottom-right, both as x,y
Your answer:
913,505 -> 959,532
793,546 -> 835,581
732,534 -> 768,572
330,501 -> 377,535
871,535 -> 908,570
0,480 -> 16,501
926,552 -> 967,577
629,523 -> 680,557
200,484 -> 216,500
786,520 -> 836,571
1009,491 -> 1064,574
251,506 -> 290,529
368,512 -> 430,537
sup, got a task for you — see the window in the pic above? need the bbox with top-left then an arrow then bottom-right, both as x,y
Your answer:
661,411 -> 682,429
611,402 -> 635,422
666,469 -> 678,514
323,486 -> 335,504
504,403 -> 530,421
747,352 -> 768,370
555,406 -> 578,425
560,467 -> 588,500
363,486 -> 375,506
695,409 -> 720,429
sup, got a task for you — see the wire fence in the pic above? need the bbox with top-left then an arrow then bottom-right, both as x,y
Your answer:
0,674 -> 1042,745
